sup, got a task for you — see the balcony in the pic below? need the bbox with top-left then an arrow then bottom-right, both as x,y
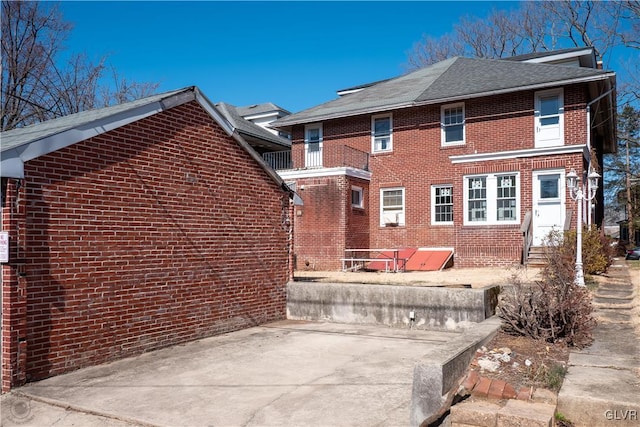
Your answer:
263,145 -> 370,172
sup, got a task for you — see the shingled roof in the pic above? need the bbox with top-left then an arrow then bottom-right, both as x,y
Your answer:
272,56 -> 615,128
215,102 -> 291,151
0,87 -> 289,191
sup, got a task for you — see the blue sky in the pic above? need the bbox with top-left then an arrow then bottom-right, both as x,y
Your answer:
59,1 -> 520,113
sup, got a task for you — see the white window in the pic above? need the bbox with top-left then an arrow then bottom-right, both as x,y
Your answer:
351,186 -> 363,208
463,173 -> 519,225
380,187 -> 405,226
535,89 -> 564,147
431,185 -> 453,225
441,103 -> 465,146
304,124 -> 323,167
372,114 -> 392,153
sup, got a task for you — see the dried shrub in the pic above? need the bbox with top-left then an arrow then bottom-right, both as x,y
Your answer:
498,231 -> 596,348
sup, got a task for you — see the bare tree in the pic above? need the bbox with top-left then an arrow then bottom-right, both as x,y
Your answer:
1,1 -> 158,131
406,1 -> 625,70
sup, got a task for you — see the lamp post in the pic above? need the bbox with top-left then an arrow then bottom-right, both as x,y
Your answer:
566,167 -> 601,287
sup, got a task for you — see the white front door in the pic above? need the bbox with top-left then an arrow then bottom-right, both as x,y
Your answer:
535,90 -> 564,148
532,170 -> 566,245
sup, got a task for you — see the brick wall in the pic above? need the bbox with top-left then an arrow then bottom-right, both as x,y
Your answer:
2,101 -> 290,386
289,84 -> 589,268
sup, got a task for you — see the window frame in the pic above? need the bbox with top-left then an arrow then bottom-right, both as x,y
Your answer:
371,114 -> 393,153
351,186 -> 364,209
380,187 -> 405,226
431,184 -> 454,225
463,172 -> 520,226
441,102 -> 465,146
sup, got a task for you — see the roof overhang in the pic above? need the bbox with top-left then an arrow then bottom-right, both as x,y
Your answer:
272,72 -> 616,129
0,88 -> 292,199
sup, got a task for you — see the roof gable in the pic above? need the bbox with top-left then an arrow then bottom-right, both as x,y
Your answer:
0,87 -> 288,192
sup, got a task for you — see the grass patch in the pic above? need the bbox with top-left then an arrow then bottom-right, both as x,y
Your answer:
545,363 -> 568,391
555,412 -> 574,426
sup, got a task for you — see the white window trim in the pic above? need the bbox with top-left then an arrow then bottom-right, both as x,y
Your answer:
463,172 -> 520,226
534,88 -> 564,147
371,114 -> 393,153
380,187 -> 405,226
431,184 -> 454,225
351,186 -> 364,208
441,102 -> 465,146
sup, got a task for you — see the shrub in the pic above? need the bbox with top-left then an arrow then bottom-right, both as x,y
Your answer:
562,225 -> 612,275
498,230 -> 596,348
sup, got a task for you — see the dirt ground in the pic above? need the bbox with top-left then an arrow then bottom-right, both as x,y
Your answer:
294,264 -> 543,288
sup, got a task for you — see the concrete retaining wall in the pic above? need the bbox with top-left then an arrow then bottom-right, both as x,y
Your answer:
287,282 -> 500,331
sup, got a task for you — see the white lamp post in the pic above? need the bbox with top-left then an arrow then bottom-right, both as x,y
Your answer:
566,167 -> 601,287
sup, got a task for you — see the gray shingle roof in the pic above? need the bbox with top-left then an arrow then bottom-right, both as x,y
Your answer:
216,102 -> 291,150
1,88 -> 192,153
272,56 -> 614,128
236,102 -> 290,117
0,87 -> 290,192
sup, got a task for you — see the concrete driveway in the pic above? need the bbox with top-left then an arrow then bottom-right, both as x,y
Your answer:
2,320 -> 462,427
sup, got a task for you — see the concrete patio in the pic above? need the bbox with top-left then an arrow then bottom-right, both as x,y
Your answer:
1,319 -> 500,427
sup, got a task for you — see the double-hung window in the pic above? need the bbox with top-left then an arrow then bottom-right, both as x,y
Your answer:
380,187 -> 404,226
496,175 -> 517,221
431,185 -> 453,225
372,114 -> 392,153
351,186 -> 363,209
441,103 -> 465,146
464,173 -> 519,225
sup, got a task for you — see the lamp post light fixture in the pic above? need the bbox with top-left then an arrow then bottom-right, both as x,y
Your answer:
566,167 -> 601,287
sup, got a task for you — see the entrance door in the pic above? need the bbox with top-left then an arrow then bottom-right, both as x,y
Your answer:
532,170 -> 566,245
304,125 -> 323,168
535,90 -> 563,148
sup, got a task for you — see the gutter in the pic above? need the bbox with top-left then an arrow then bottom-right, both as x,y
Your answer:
272,73 -> 616,129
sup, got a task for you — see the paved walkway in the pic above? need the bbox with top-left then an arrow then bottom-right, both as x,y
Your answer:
557,258 -> 640,426
1,320 -> 463,427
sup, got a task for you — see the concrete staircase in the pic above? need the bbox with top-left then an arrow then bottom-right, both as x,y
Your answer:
525,246 -> 548,268
556,258 -> 640,426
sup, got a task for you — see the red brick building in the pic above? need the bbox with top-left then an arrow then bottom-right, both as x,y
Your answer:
270,48 -> 617,270
0,87 -> 292,391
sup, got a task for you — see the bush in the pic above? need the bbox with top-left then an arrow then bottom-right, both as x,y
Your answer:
563,225 -> 612,275
498,230 -> 596,348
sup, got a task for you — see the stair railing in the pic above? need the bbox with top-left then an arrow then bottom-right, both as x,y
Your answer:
520,211 -> 533,265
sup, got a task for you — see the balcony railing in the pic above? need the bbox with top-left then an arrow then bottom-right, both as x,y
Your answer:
262,151 -> 292,170
262,145 -> 369,172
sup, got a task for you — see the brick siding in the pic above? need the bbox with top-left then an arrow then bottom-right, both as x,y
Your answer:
288,84 -> 591,269
1,101 -> 290,389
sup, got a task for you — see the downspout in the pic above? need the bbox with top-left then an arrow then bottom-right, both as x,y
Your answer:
585,86 -> 615,226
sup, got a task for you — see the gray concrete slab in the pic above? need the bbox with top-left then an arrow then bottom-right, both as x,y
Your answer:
4,320 -> 463,427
